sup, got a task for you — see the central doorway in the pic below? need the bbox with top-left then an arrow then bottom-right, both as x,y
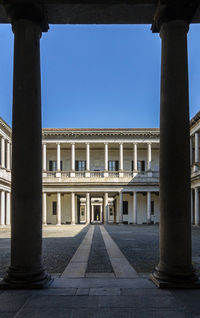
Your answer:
94,205 -> 101,222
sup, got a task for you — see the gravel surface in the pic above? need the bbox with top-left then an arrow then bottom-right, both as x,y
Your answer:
86,225 -> 113,273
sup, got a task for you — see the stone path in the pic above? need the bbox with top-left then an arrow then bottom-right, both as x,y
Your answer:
0,224 -> 200,317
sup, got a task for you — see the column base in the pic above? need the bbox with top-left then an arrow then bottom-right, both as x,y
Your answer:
150,266 -> 199,289
0,266 -> 53,289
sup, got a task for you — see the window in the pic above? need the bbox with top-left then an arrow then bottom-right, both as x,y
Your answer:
137,160 -> 145,172
123,201 -> 128,215
75,160 -> 86,171
108,160 -> 119,171
151,201 -> 154,215
49,160 -> 62,171
52,201 -> 57,215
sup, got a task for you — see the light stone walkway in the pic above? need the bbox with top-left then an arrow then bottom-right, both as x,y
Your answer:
100,226 -> 138,278
61,225 -> 94,278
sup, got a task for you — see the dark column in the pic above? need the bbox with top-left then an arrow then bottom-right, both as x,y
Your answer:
150,4 -> 199,288
0,14 -> 51,288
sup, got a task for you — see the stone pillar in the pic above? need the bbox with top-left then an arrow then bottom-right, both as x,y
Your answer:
133,192 -> 137,224
0,190 -> 5,226
6,192 -> 11,226
57,143 -> 61,171
86,193 -> 90,224
2,18 -> 50,288
147,192 -> 151,224
147,143 -> 152,170
151,16 -> 198,287
71,192 -> 75,225
71,143 -> 75,177
1,137 -> 5,168
42,192 -> 47,225
6,142 -> 11,171
119,192 -> 123,223
191,189 -> 194,225
104,192 -> 108,223
104,143 -> 108,177
194,133 -> 199,172
194,188 -> 199,225
119,143 -> 123,171
134,143 -> 137,171
86,143 -> 90,177
190,137 -> 193,167
43,143 -> 47,171
56,192 -> 61,226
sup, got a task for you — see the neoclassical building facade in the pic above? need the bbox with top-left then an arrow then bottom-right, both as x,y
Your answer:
0,112 -> 200,227
0,117 -> 160,226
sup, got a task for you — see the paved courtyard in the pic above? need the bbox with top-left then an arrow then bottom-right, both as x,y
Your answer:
0,224 -> 200,317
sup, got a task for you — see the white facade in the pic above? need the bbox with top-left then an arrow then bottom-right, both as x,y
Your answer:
1,112 -> 199,226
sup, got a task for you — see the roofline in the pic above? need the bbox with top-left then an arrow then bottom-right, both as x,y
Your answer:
0,117 -> 12,136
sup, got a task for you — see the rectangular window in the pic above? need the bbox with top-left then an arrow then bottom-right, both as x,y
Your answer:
137,160 -> 145,172
49,160 -> 63,171
151,201 -> 154,215
52,201 -> 57,215
108,160 -> 119,171
123,201 -> 128,215
75,160 -> 86,171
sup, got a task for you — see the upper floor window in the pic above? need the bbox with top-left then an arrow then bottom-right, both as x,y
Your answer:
49,160 -> 62,171
52,201 -> 57,215
108,160 -> 119,171
75,160 -> 86,171
132,160 -> 145,172
123,201 -> 128,215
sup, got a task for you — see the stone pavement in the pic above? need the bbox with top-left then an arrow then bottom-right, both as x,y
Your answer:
0,224 -> 200,317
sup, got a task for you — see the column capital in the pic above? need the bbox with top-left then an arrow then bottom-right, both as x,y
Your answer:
5,4 -> 49,33
71,142 -> 75,146
86,142 -> 90,145
151,2 -> 197,33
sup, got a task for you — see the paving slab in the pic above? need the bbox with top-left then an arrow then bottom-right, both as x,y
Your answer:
0,292 -> 31,312
85,272 -> 115,278
89,287 -> 120,295
15,308 -> 73,318
76,288 -> 89,295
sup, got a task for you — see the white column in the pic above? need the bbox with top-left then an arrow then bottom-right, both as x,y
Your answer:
133,192 -> 137,224
195,133 -> 199,163
194,187 -> 199,225
42,192 -> 47,225
147,143 -> 152,170
1,137 -> 5,168
6,192 -> 11,225
56,192 -> 61,226
71,192 -> 75,225
0,190 -> 5,226
191,189 -> 194,225
43,143 -> 47,171
119,192 -> 123,223
104,192 -> 108,223
190,137 -> 193,166
147,192 -> 151,224
86,193 -> 90,223
57,143 -> 61,171
104,143 -> 108,176
119,143 -> 123,171
6,142 -> 11,170
134,143 -> 137,171
86,143 -> 90,171
71,143 -> 75,177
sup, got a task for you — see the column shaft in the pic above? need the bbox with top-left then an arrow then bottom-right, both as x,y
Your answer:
119,143 -> 123,171
104,143 -> 108,171
57,143 -> 61,171
194,188 -> 199,225
56,193 -> 61,225
191,189 -> 194,225
195,133 -> 199,164
6,142 -> 11,170
104,192 -> 108,223
133,192 -> 137,224
151,20 -> 197,286
86,193 -> 90,223
134,144 -> 137,171
4,19 -> 50,287
147,143 -> 152,170
1,137 -> 5,168
86,143 -> 90,171
0,191 -> 5,226
43,144 -> 46,171
42,193 -> 47,225
119,192 -> 123,223
6,192 -> 11,225
71,143 -> 75,171
71,193 -> 75,224
147,192 -> 151,224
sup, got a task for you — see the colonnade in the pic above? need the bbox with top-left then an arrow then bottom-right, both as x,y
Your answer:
1,2 -> 198,288
42,141 -> 153,173
42,191 -> 155,225
0,136 -> 11,170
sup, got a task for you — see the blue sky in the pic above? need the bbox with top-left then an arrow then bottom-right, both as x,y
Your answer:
0,23 -> 200,128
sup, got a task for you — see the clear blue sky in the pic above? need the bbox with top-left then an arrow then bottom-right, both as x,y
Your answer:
0,23 -> 200,128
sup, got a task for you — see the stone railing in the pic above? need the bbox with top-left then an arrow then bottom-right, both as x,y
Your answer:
90,171 -> 104,178
108,171 -> 119,177
75,171 -> 85,177
61,171 -> 70,177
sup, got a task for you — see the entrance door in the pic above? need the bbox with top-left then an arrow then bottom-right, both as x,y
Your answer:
94,205 -> 101,222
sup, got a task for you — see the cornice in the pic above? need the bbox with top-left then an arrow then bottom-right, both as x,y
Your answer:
0,117 -> 12,137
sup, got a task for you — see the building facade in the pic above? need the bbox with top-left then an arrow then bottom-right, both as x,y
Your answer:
0,112 -> 200,226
